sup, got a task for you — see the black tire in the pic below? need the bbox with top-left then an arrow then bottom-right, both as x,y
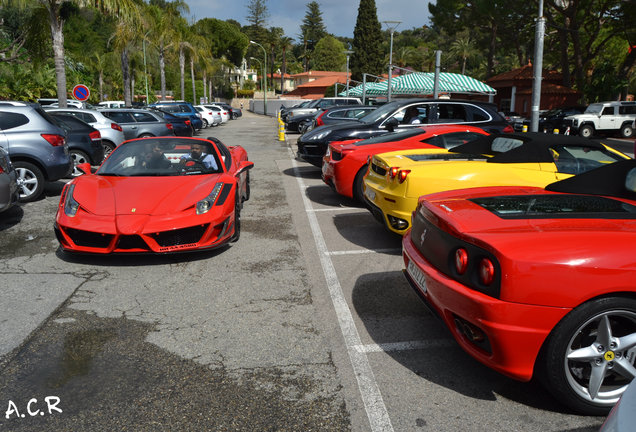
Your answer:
244,171 -> 251,202
537,296 -> 636,415
14,161 -> 44,203
202,119 -> 209,128
620,123 -> 633,139
70,150 -> 90,177
579,125 -> 594,139
353,165 -> 368,203
138,133 -> 154,138
230,198 -> 241,243
102,141 -> 116,158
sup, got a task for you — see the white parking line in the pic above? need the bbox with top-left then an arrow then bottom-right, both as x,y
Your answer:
287,146 -> 394,432
327,248 -> 402,256
354,339 -> 456,353
309,207 -> 365,212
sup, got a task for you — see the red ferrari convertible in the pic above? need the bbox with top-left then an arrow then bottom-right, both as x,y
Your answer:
55,136 -> 253,253
321,125 -> 489,202
402,159 -> 636,415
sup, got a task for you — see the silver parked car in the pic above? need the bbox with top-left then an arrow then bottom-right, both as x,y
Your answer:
0,146 -> 19,212
43,107 -> 125,157
194,105 -> 221,128
0,102 -> 72,202
100,109 -> 176,140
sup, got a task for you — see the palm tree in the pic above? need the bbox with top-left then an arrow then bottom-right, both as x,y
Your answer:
109,17 -> 137,106
279,36 -> 293,94
450,35 -> 479,75
144,0 -> 188,101
1,0 -> 137,107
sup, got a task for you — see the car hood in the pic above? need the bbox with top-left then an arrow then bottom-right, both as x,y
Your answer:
73,175 -> 218,216
302,121 -> 370,141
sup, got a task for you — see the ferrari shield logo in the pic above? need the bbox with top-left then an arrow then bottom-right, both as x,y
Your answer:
131,208 -> 136,213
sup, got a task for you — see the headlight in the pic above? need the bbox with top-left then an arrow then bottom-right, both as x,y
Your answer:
64,184 -> 80,217
196,183 -> 223,214
307,130 -> 332,141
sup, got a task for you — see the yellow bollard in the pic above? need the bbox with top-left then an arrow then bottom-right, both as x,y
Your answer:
522,124 -> 528,133
553,129 -> 559,134
278,117 -> 286,141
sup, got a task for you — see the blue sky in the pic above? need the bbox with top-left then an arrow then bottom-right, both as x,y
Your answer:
184,0 -> 432,41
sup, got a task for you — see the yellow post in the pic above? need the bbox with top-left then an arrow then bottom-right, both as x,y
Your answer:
522,124 -> 528,133
278,116 -> 285,141
553,128 -> 559,134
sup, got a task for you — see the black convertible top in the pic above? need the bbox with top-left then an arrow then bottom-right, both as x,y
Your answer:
449,132 -> 608,163
545,158 -> 636,200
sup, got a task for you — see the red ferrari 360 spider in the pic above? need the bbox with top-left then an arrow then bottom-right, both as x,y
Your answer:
402,159 -> 636,415
55,136 -> 253,253
321,125 -> 489,202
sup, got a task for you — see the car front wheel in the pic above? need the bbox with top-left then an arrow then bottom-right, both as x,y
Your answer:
230,197 -> 241,243
538,296 -> 636,415
579,125 -> 594,138
14,161 -> 44,203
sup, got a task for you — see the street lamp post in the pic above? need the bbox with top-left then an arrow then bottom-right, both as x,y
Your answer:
530,0 -> 545,132
344,50 -> 353,93
383,20 -> 401,102
250,40 -> 267,116
143,31 -> 150,105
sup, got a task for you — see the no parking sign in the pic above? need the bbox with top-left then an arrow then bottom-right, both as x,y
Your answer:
72,84 -> 90,102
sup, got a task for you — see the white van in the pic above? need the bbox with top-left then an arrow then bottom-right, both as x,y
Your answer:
97,101 -> 126,109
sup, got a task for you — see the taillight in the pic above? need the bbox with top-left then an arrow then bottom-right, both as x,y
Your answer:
166,123 -> 173,130
185,120 -> 191,126
89,130 -> 101,141
397,169 -> 410,183
478,258 -> 495,285
223,112 -> 227,115
111,123 -> 123,132
502,125 -> 514,133
455,249 -> 468,274
388,167 -> 399,179
41,134 -> 65,146
316,111 -> 327,126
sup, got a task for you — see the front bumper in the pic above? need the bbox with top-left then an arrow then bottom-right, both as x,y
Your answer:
296,138 -> 329,168
55,209 -> 236,254
0,171 -> 19,212
402,234 -> 570,381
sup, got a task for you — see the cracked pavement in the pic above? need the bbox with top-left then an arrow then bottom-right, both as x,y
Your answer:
0,112 -> 352,431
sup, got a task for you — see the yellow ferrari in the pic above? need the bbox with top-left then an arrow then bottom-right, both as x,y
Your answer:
363,132 -> 631,235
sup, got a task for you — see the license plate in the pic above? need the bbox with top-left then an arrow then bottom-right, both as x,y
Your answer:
365,188 -> 376,202
407,259 -> 427,293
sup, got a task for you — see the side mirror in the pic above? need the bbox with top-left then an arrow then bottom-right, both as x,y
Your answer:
76,163 -> 92,175
236,160 -> 254,176
384,117 -> 399,132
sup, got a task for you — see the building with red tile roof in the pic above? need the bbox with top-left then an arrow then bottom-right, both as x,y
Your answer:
486,63 -> 582,116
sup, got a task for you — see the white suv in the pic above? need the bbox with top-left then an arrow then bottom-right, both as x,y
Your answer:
563,101 -> 636,138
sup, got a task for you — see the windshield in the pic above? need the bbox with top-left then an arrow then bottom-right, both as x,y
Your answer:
357,101 -> 403,124
98,138 -> 222,177
584,104 -> 603,114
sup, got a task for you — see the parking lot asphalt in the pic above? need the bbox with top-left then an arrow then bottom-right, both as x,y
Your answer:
0,112 -> 610,431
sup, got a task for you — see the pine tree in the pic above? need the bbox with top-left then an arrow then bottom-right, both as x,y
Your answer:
350,0 -> 384,82
300,1 -> 327,70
